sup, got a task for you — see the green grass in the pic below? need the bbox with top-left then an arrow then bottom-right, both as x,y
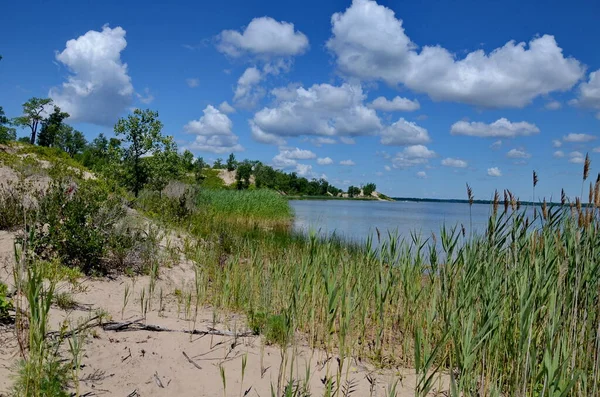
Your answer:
196,188 -> 292,222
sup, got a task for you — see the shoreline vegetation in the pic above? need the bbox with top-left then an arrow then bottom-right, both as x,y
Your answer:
2,103 -> 600,395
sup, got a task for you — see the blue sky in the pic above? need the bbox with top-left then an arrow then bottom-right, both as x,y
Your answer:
2,0 -> 600,200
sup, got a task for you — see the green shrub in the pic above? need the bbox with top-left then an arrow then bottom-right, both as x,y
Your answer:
0,281 -> 12,323
33,180 -> 127,274
0,181 -> 30,230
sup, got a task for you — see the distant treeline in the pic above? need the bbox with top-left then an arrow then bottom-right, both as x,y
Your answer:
392,197 -> 567,207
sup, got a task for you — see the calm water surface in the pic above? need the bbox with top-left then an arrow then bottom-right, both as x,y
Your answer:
290,200 -> 506,244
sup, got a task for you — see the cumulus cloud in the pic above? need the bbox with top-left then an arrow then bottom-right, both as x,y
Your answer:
250,83 -> 381,144
416,171 -> 427,178
392,145 -> 436,168
545,101 -> 561,110
450,118 -> 540,138
553,150 -> 565,158
233,67 -> 265,108
384,165 -> 391,171
184,105 -> 244,153
272,148 -> 316,169
552,139 -> 562,148
487,167 -> 502,177
380,118 -> 430,146
571,69 -> 600,115
317,157 -> 334,165
49,25 -> 134,125
369,96 -> 420,112
340,159 -> 356,166
569,151 -> 585,163
506,148 -> 531,159
219,101 -> 236,114
295,163 -> 313,176
594,147 -> 600,153
490,140 -> 502,150
326,0 -> 584,108
562,133 -> 596,143
186,78 -> 200,88
217,17 -> 309,58
441,158 -> 467,168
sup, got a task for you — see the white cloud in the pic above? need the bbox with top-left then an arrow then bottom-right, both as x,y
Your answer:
234,66 -> 265,108
571,69 -> 600,112
50,25 -> 134,126
326,0 -> 584,108
594,147 -> 600,153
380,118 -> 430,146
219,101 -> 236,114
552,139 -> 562,148
384,165 -> 391,171
569,151 -> 585,164
186,78 -> 200,88
317,157 -> 334,165
136,87 -> 154,104
281,147 -> 317,160
249,121 -> 286,145
369,96 -> 420,112
416,171 -> 427,179
295,163 -> 313,176
340,159 -> 356,166
487,167 -> 502,177
340,137 -> 356,144
545,101 -> 561,110
392,145 -> 436,168
491,140 -> 502,150
272,148 -> 316,169
506,148 -> 531,159
184,105 -> 244,153
217,17 -> 309,58
441,157 -> 468,168
553,150 -> 565,158
563,133 -> 596,143
450,118 -> 539,138
251,83 -> 381,144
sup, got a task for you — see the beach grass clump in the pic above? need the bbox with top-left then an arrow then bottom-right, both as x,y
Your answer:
196,189 -> 292,222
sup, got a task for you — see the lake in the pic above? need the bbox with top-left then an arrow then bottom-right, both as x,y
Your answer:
290,199 -> 516,244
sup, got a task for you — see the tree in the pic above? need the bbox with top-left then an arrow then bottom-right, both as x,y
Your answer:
146,136 -> 182,192
348,185 -> 361,197
235,160 -> 252,190
363,183 -> 377,196
55,125 -> 87,157
114,109 -> 165,196
0,107 -> 16,143
213,158 -> 224,169
226,153 -> 237,171
194,157 -> 207,183
37,106 -> 69,147
12,97 -> 53,144
181,149 -> 195,172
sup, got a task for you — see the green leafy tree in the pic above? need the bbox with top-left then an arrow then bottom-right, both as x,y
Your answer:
37,106 -> 69,147
55,125 -> 87,157
194,157 -> 207,183
226,152 -> 237,171
348,185 -> 361,197
146,136 -> 182,192
0,106 -> 16,143
114,109 -> 165,196
235,160 -> 253,190
12,97 -> 53,144
363,183 -> 377,196
213,158 -> 224,169
181,149 -> 195,172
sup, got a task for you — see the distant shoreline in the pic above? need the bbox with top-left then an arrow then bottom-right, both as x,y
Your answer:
392,197 -> 571,207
